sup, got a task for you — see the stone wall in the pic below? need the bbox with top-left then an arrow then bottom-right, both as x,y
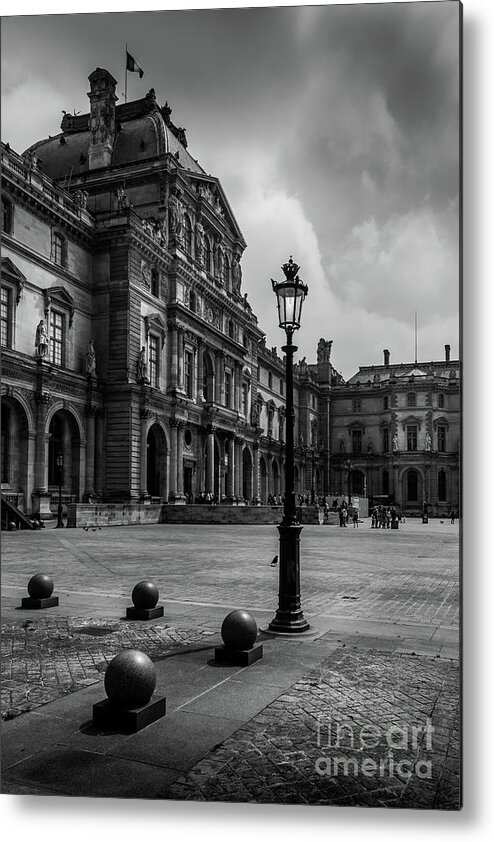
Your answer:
66,502 -> 162,528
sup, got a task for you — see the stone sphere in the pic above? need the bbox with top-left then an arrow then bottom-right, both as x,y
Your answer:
27,573 -> 54,599
131,580 -> 159,609
104,650 -> 156,707
9,521 -> 17,531
221,610 -> 258,650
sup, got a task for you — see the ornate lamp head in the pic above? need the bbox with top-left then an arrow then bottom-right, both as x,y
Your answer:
271,256 -> 308,332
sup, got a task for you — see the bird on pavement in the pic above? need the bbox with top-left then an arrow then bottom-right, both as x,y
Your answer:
270,555 -> 278,566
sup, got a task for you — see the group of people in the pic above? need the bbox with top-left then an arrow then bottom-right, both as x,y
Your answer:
370,505 -> 401,529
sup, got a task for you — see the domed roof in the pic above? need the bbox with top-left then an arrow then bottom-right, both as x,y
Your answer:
24,88 -> 205,183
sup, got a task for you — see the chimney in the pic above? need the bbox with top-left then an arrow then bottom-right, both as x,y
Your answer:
87,68 -> 118,170
445,344 -> 451,363
383,349 -> 390,367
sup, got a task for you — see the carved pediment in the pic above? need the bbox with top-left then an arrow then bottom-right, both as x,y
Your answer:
43,286 -> 75,326
144,313 -> 167,346
1,257 -> 26,303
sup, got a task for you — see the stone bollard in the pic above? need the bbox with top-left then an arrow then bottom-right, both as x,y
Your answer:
126,580 -> 164,620
92,649 -> 166,732
21,573 -> 59,609
214,609 -> 263,666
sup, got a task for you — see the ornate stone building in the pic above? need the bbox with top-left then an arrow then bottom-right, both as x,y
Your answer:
1,68 -> 459,523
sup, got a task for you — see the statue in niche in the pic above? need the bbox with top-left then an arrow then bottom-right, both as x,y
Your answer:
169,192 -> 183,243
231,253 -> 242,293
425,432 -> 432,451
195,222 -> 204,263
392,433 -> 399,452
86,338 -> 97,378
137,347 -> 149,383
339,438 -> 346,454
317,339 -> 333,364
35,319 -> 49,359
141,260 -> 151,288
367,438 -> 374,454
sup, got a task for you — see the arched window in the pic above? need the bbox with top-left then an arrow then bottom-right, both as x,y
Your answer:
382,469 -> 389,495
151,267 -> 160,298
205,238 -> 212,274
217,249 -> 224,281
438,469 -> 447,501
184,215 -> 193,255
407,469 -> 419,502
2,196 -> 13,235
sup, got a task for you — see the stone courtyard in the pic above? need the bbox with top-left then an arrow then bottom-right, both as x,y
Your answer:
1,519 -> 460,807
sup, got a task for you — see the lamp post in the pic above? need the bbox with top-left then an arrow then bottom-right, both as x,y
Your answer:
310,443 -> 317,505
55,451 -> 64,529
268,257 -> 310,634
346,457 -> 353,507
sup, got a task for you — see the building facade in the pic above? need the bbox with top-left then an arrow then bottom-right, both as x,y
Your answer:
1,68 -> 460,522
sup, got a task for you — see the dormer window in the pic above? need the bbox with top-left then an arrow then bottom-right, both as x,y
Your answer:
51,230 -> 67,268
407,392 -> 416,407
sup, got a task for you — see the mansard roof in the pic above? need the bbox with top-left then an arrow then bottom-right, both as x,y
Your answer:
346,358 -> 460,385
23,89 -> 205,182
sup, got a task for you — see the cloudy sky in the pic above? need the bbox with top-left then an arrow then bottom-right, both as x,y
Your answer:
1,0 -> 460,378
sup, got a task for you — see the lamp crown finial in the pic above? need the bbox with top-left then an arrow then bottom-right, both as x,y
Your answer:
281,256 -> 300,282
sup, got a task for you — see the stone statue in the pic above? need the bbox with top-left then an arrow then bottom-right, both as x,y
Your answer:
339,438 -> 346,454
317,339 -> 333,364
137,346 -> 148,383
392,433 -> 399,452
231,253 -> 242,293
195,222 -> 204,263
169,193 -> 183,242
35,319 -> 49,359
86,339 -> 96,377
425,432 -> 432,452
367,438 -> 373,454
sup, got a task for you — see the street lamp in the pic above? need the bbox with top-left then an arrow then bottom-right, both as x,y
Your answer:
310,443 -> 316,505
269,257 -> 310,634
345,457 -> 353,507
55,451 -> 64,529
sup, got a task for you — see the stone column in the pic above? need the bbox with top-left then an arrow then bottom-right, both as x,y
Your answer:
177,329 -> 184,392
176,422 -> 185,501
169,422 -> 178,499
84,405 -> 96,500
227,436 -> 235,498
215,353 -> 222,404
170,326 -> 178,390
234,436 -> 243,499
197,341 -> 204,403
139,409 -> 151,499
253,442 -> 261,504
206,427 -> 215,494
95,410 -> 104,498
32,393 -> 52,518
234,364 -> 241,412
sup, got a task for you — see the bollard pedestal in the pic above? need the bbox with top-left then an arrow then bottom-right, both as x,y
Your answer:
126,606 -> 164,620
21,596 -> 59,609
214,644 -> 263,666
92,695 -> 166,733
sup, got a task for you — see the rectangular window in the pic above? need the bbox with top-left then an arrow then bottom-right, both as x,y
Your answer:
1,286 -> 12,347
438,426 -> 446,453
49,310 -> 64,366
382,427 -> 389,453
184,351 -> 193,398
280,380 -> 284,396
353,400 -> 361,413
438,394 -> 445,408
383,396 -> 389,410
53,233 -> 64,266
242,382 -> 249,417
407,392 -> 416,407
148,335 -> 159,387
352,429 -> 362,454
225,371 -> 232,408
407,425 -> 417,451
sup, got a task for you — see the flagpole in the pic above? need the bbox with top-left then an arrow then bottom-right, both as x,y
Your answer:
414,310 -> 418,364
125,43 -> 128,103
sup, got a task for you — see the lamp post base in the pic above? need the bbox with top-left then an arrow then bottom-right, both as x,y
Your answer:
268,522 -> 310,634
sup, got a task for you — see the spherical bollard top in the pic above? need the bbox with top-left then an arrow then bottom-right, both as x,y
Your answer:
221,609 -> 258,650
131,580 -> 159,609
104,650 -> 156,707
28,573 -> 54,599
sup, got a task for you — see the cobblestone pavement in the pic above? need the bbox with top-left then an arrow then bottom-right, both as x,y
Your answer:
2,521 -> 460,623
169,648 -> 460,809
1,616 -> 216,720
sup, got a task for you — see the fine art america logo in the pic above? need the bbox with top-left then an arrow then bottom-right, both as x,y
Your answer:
315,715 -> 434,780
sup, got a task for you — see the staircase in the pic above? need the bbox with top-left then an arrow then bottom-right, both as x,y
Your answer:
1,494 -> 35,530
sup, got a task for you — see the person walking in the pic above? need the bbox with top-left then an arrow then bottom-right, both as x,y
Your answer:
352,509 -> 359,528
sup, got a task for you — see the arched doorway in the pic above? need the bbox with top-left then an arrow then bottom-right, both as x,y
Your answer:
203,352 -> 215,402
1,395 -> 31,512
350,469 -> 365,496
48,409 -> 81,505
147,424 -> 167,499
242,447 -> 253,502
404,469 -> 420,504
272,459 -> 280,497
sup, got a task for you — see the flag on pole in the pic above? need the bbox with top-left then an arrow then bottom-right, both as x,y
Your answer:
126,51 -> 144,78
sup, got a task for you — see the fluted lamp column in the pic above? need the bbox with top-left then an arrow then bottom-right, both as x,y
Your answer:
269,257 -> 310,634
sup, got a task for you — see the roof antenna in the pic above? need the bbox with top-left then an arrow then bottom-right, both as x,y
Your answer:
414,310 -> 418,364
